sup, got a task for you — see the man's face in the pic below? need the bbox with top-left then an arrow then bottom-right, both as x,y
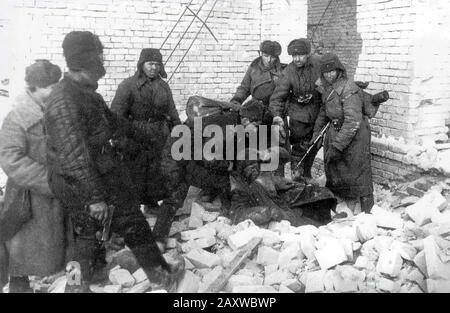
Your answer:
143,61 -> 161,78
261,52 -> 276,68
292,54 -> 308,68
323,70 -> 338,84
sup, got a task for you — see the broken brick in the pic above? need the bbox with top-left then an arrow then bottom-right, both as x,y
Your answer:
278,284 -> 295,293
414,250 -> 428,277
185,249 -> 221,269
377,278 -> 401,293
281,279 -> 304,293
391,241 -> 417,261
377,250 -> 403,277
305,270 -> 326,293
103,285 -> 122,293
227,226 -> 262,250
354,213 -> 378,243
264,270 -> 288,286
406,190 -> 447,226
256,246 -> 280,266
225,275 -> 258,292
314,238 -> 347,270
109,268 -> 135,288
188,202 -> 205,229
177,270 -> 201,293
278,243 -> 300,268
423,236 -> 450,280
181,227 -> 216,241
199,266 -> 224,292
371,206 -> 404,229
426,279 -> 450,293
132,268 -> 147,284
202,211 -> 220,223
299,232 -> 316,261
232,285 -> 276,293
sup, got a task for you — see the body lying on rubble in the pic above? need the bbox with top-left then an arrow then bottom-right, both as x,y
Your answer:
228,148 -> 337,227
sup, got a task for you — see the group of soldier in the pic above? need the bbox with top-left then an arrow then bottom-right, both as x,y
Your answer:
0,30 -> 376,292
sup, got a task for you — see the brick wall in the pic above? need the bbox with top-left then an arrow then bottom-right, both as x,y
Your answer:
6,0 -> 307,119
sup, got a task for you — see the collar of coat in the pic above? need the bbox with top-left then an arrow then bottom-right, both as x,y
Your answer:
135,72 -> 162,89
65,72 -> 99,91
250,56 -> 282,74
11,89 -> 45,131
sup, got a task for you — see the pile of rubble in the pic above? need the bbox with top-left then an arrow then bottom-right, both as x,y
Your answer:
45,178 -> 450,293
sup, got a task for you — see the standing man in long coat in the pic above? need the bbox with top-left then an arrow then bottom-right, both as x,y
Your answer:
269,39 -> 322,181
111,49 -> 181,213
312,53 -> 374,213
44,31 -> 183,291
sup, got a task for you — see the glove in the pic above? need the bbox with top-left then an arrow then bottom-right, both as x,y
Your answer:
325,146 -> 343,163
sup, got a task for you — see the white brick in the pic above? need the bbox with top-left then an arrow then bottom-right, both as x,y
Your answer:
377,250 -> 403,277
185,249 -> 221,269
256,246 -> 280,266
109,269 -> 135,288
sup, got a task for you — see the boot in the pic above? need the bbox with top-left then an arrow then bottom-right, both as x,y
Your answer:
152,203 -> 178,242
131,244 -> 184,293
360,194 -> 375,214
9,276 -> 32,293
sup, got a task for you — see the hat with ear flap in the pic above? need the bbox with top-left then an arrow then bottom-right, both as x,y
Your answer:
137,48 -> 168,78
320,52 -> 346,74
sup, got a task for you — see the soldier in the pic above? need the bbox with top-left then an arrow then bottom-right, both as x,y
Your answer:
229,148 -> 337,227
111,48 -> 181,214
230,40 -> 284,124
269,38 -> 322,181
312,53 -> 374,213
44,31 -> 183,291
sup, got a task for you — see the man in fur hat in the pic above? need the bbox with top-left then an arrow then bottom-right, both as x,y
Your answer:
111,48 -> 181,215
269,38 -> 322,182
230,40 -> 284,122
44,31 -> 183,292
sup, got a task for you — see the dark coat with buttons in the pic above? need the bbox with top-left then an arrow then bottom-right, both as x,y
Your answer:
111,69 -> 181,204
313,74 -> 373,199
269,55 -> 322,124
232,57 -> 284,109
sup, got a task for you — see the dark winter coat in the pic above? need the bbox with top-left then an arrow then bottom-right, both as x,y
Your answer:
232,57 -> 284,108
45,73 -> 138,213
111,70 -> 181,203
0,90 -> 70,276
313,74 -> 374,199
269,55 -> 322,123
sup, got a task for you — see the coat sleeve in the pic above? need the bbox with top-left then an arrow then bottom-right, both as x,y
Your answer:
231,67 -> 252,104
110,80 -> 132,118
332,88 -> 363,152
269,70 -> 291,118
164,84 -> 181,127
312,103 -> 329,137
0,115 -> 53,196
45,96 -> 105,205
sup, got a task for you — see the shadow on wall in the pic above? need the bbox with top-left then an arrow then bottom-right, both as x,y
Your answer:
307,0 -> 362,79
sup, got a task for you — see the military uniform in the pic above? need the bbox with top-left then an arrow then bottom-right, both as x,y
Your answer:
269,39 -> 322,178
111,49 -> 181,206
313,53 -> 374,212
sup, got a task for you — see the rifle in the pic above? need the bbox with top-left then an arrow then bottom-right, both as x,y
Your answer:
294,121 -> 331,170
